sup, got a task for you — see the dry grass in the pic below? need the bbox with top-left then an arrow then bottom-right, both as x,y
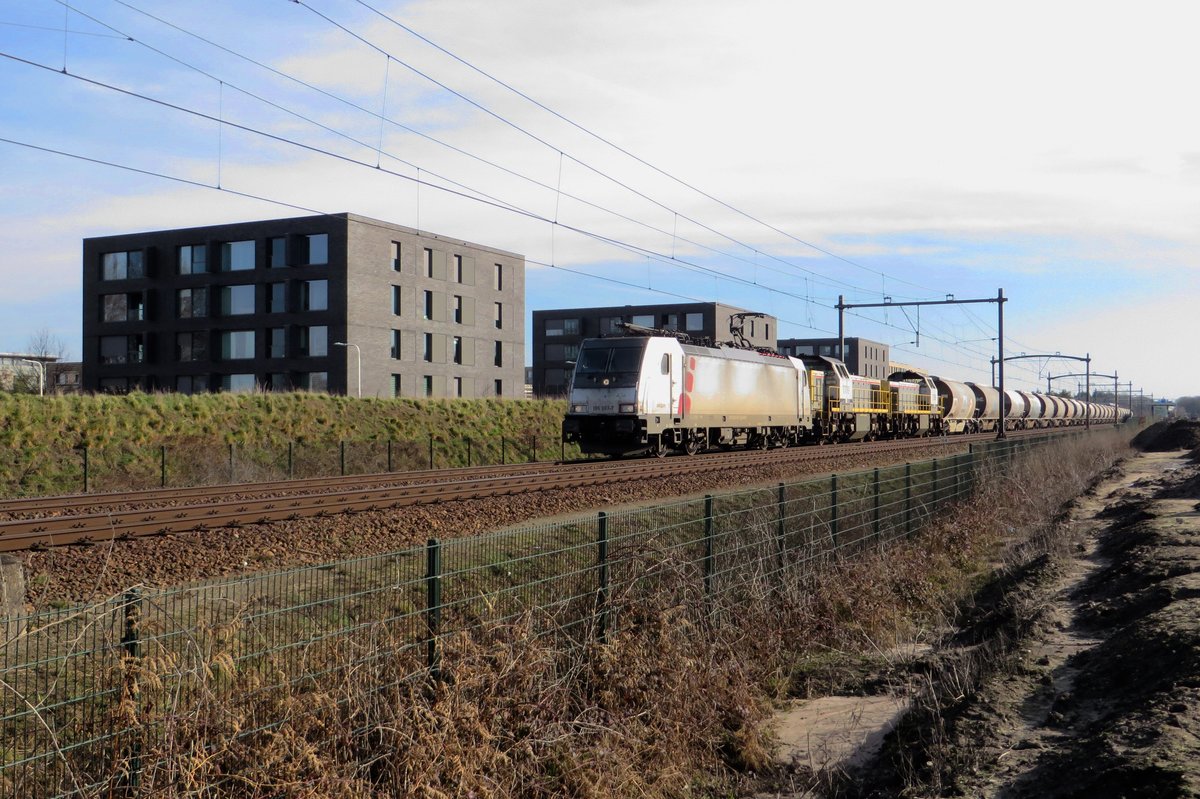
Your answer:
10,431 -> 1132,798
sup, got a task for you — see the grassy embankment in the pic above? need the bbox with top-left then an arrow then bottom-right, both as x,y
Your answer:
34,429 -> 1131,798
0,392 -> 573,497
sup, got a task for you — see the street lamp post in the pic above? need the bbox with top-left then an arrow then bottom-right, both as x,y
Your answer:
332,342 -> 361,398
19,359 -> 45,396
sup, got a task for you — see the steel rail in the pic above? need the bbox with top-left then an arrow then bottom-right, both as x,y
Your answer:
0,429 -> 1057,552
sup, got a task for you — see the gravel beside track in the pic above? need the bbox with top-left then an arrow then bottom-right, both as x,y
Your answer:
20,440 -> 972,608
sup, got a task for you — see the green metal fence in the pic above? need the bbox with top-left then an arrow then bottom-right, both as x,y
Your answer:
0,435 -> 1052,797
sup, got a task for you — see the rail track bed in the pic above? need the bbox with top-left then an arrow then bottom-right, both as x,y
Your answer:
10,429 -> 1062,607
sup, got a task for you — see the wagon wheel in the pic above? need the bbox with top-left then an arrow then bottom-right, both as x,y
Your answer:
652,435 -> 670,458
684,431 -> 703,456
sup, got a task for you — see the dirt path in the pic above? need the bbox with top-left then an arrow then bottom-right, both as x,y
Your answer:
764,439 -> 1200,798
877,446 -> 1200,797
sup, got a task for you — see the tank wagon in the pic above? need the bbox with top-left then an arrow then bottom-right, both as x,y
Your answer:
562,329 -> 1129,457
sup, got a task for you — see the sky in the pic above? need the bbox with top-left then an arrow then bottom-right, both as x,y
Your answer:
1,0 -> 1197,400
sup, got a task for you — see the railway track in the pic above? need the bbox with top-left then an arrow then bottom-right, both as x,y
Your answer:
0,430 -> 1054,552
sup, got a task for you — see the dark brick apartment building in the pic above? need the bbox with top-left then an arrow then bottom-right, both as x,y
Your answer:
82,213 -> 525,398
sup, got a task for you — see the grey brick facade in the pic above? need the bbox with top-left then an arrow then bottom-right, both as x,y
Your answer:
82,213 -> 524,398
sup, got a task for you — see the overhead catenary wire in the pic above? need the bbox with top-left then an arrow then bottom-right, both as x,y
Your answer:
55,0 -> 862,298
11,1 -> 1088,382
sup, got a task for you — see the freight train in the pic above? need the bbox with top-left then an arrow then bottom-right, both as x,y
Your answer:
561,327 -> 1129,457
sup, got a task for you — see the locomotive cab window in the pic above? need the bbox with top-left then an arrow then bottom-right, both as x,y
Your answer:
573,340 -> 646,388
661,353 -> 670,375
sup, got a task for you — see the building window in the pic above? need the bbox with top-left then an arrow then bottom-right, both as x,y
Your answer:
220,374 -> 256,393
299,325 -> 327,357
100,335 -> 142,364
98,377 -> 130,394
423,375 -> 434,397
391,330 -> 402,359
598,316 -> 622,335
631,314 -> 654,328
494,379 -> 502,397
392,374 -> 402,397
545,318 -> 580,337
220,240 -> 255,271
268,327 -> 286,359
423,332 -> 434,362
101,251 -> 144,281
306,233 -> 328,265
452,376 -> 463,397
453,295 -> 463,323
493,263 -> 503,291
269,237 -> 286,268
220,330 -> 255,360
685,312 -> 704,331
453,254 -> 463,282
267,373 -> 289,392
177,287 -> 208,319
101,293 -> 143,323
423,290 -> 434,320
301,279 -> 328,311
218,284 -> 255,316
452,336 -> 463,365
423,248 -> 433,278
392,285 -> 402,315
545,343 -> 579,362
176,375 -> 207,395
494,302 -> 502,329
300,372 -> 328,392
391,241 -> 401,271
176,332 -> 208,362
178,245 -> 207,275
494,340 -> 502,367
267,282 -> 287,314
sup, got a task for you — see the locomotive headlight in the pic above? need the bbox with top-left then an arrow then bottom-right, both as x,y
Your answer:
571,404 -> 586,413
619,403 -> 636,414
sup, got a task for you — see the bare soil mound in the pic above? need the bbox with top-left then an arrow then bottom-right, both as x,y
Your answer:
847,450 -> 1200,798
1131,419 -> 1200,452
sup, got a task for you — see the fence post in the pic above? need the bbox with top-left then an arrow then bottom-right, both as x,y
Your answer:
873,467 -> 881,541
530,437 -> 538,464
82,445 -> 89,493
160,445 -> 166,488
426,538 -> 442,681
561,438 -> 565,463
467,438 -> 472,468
429,434 -> 434,470
288,441 -> 295,479
830,474 -> 839,550
955,453 -> 961,499
229,443 -> 235,483
932,458 -> 939,509
121,588 -> 142,789
704,495 -> 714,611
502,437 -> 506,465
905,462 -> 913,537
340,440 -> 346,476
597,511 -> 609,643
387,440 -> 393,472
776,483 -> 786,577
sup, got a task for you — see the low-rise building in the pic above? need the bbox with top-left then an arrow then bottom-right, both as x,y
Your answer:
531,302 -> 777,396
776,337 -> 890,379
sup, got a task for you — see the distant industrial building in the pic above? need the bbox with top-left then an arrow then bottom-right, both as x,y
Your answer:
530,302 -> 778,396
776,337 -> 891,379
81,213 -> 525,398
